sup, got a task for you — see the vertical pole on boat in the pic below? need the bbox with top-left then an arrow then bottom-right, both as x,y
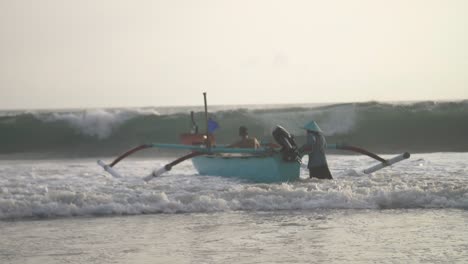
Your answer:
203,92 -> 211,149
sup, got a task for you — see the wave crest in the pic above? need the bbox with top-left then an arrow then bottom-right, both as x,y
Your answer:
1,100 -> 467,156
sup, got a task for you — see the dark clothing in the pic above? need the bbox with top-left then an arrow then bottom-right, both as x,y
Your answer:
306,131 -> 333,179
309,166 -> 333,180
306,132 -> 328,167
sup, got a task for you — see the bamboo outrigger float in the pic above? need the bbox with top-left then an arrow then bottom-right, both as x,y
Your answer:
98,93 -> 410,182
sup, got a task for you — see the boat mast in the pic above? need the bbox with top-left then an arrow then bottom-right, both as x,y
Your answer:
203,92 -> 211,149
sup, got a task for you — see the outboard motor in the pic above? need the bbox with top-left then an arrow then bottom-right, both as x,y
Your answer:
272,126 -> 301,162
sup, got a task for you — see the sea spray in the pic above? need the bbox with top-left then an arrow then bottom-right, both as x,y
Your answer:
0,153 -> 467,220
1,100 -> 467,156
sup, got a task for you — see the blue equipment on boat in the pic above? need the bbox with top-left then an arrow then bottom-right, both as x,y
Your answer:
97,93 -> 410,182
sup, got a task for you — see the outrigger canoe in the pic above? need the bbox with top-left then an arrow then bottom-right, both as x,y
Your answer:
97,142 -> 302,183
97,93 -> 410,182
97,141 -> 410,183
192,153 -> 300,183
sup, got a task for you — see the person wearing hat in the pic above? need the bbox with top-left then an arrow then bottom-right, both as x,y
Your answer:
228,126 -> 260,149
301,121 -> 333,179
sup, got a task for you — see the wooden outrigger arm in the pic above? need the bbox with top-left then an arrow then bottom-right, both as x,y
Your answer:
97,143 -> 271,180
326,143 -> 410,174
363,152 -> 410,174
97,92 -> 410,181
98,142 -> 410,180
143,151 -> 204,182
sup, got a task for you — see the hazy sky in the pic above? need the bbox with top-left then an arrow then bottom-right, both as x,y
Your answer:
1,0 -> 467,109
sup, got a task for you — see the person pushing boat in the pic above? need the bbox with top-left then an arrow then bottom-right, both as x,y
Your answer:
228,126 -> 260,149
301,121 -> 333,179
98,94 -> 410,182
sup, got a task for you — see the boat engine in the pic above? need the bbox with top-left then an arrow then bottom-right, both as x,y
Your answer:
272,126 -> 301,162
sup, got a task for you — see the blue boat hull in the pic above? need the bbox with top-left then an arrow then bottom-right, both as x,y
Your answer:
191,153 -> 301,182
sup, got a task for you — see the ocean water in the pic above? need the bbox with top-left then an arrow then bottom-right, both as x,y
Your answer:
1,152 -> 467,263
1,102 -> 467,263
1,100 -> 468,156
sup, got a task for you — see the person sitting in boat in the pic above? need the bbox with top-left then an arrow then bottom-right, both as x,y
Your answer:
228,126 -> 261,149
300,121 -> 333,179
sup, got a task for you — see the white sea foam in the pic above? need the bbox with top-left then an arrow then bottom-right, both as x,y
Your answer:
34,108 -> 160,139
0,153 -> 467,220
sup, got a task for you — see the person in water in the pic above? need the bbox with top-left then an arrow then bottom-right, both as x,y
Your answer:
301,121 -> 333,179
228,126 -> 261,149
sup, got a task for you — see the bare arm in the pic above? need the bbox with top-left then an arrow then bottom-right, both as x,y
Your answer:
254,138 -> 261,149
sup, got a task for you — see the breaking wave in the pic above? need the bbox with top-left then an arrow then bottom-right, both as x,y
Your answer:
0,157 -> 467,220
1,100 -> 468,156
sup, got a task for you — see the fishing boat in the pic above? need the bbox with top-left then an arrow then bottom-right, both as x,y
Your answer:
192,153 -> 300,183
184,127 -> 301,182
98,93 -> 410,182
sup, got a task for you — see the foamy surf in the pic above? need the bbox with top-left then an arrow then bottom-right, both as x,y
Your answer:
1,153 -> 467,220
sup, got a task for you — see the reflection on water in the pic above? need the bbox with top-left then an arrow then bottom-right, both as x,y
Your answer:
1,210 -> 467,264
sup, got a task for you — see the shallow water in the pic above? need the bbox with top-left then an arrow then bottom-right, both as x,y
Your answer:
1,210 -> 467,264
0,153 -> 467,263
